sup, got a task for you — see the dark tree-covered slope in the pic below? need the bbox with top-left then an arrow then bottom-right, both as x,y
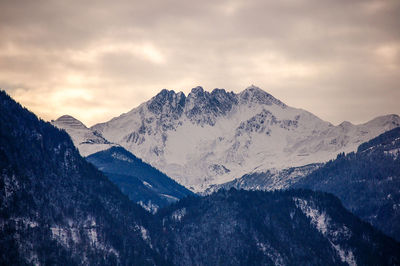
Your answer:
86,146 -> 193,212
294,126 -> 400,241
0,90 -> 168,265
151,189 -> 400,266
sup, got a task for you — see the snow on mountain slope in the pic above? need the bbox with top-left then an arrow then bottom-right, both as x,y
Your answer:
52,115 -> 114,156
204,163 -> 323,195
86,85 -> 400,192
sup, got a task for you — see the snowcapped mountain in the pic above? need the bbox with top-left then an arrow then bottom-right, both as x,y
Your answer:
52,115 -> 114,156
55,86 -> 400,192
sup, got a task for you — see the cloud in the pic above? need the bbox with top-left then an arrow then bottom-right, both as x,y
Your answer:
0,0 -> 399,126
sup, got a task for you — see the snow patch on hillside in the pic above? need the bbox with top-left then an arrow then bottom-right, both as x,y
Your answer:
111,152 -> 133,162
294,198 -> 330,235
294,198 -> 356,266
138,200 -> 159,214
50,218 -> 120,259
171,208 -> 186,221
385,148 -> 400,159
256,242 -> 284,266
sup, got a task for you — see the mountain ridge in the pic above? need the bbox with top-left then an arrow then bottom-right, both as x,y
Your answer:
53,86 -> 400,192
86,146 -> 194,212
150,189 -> 400,266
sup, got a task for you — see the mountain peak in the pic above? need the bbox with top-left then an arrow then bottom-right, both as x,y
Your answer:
183,86 -> 239,125
54,115 -> 87,129
56,114 -> 79,121
243,84 -> 263,92
362,114 -> 400,128
211,88 -> 227,94
339,121 -> 354,128
147,89 -> 186,115
239,85 -> 286,107
190,86 -> 204,95
156,88 -> 174,96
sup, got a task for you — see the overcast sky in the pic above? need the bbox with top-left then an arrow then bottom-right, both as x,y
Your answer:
0,0 -> 399,126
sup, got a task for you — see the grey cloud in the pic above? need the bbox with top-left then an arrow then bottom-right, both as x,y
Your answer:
0,0 -> 399,125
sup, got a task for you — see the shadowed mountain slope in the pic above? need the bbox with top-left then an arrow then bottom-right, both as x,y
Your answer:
86,146 -> 194,212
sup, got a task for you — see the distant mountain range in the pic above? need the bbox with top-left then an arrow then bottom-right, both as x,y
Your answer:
53,86 -> 400,192
2,90 -> 400,265
50,86 -> 400,244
